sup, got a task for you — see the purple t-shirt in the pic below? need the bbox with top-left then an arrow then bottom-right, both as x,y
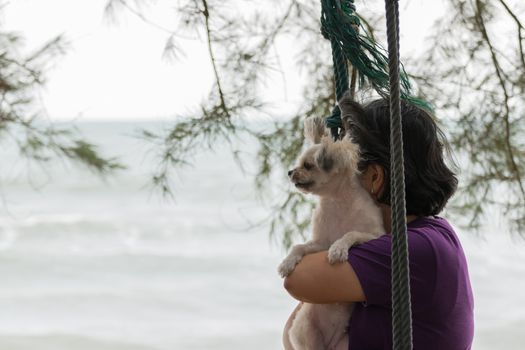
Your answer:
347,216 -> 474,350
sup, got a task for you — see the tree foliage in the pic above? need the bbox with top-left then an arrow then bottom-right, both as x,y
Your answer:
105,0 -> 336,245
114,0 -> 523,245
0,10 -> 123,180
410,0 -> 525,231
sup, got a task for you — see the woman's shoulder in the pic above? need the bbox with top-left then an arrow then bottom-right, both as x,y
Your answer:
407,216 -> 463,253
359,216 -> 458,246
350,216 -> 462,266
408,215 -> 455,234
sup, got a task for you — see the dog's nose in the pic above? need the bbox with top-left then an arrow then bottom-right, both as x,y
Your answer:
288,169 -> 294,177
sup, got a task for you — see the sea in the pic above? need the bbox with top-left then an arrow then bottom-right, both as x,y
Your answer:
0,121 -> 524,350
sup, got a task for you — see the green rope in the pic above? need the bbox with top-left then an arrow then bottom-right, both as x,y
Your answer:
321,0 -> 405,93
320,0 -> 432,132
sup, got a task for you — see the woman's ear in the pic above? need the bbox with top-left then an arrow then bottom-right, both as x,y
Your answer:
371,164 -> 385,198
362,164 -> 385,198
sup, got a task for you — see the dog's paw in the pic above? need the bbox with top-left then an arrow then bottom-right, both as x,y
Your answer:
327,239 -> 350,264
278,254 -> 303,278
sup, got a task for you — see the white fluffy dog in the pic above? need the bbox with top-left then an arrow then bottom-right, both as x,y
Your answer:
278,115 -> 385,350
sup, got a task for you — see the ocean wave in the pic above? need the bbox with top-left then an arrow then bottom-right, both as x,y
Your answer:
0,334 -> 157,350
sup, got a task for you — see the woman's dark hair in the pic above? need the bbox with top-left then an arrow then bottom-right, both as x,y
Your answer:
339,96 -> 458,216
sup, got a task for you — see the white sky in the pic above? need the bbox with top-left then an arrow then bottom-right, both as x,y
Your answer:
3,0 -> 445,121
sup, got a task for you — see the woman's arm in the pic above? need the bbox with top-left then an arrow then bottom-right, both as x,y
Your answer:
283,250 -> 365,303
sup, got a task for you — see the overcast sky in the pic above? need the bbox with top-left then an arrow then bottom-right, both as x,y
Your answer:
4,0 -> 445,121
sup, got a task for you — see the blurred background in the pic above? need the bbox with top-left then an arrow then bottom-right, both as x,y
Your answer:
1,0 -> 525,349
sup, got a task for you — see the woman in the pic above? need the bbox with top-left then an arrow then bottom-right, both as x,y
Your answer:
283,96 -> 474,350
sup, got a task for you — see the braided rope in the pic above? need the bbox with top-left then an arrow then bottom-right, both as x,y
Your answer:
321,0 -> 351,139
328,39 -> 349,139
384,0 -> 413,349
330,40 -> 349,101
321,0 -> 414,347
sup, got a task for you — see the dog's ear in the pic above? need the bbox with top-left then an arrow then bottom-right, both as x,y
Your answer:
316,137 -> 335,172
335,136 -> 361,173
338,94 -> 366,137
304,116 -> 328,144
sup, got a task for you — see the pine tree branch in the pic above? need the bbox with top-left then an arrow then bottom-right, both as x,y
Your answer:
496,0 -> 525,72
474,0 -> 525,200
199,0 -> 230,119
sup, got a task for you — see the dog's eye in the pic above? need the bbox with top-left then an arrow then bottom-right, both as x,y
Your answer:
304,162 -> 314,170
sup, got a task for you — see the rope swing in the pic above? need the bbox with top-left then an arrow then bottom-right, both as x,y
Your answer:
384,1 -> 413,348
320,0 -> 417,348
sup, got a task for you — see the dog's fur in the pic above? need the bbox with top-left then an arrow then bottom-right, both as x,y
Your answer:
279,116 -> 385,350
